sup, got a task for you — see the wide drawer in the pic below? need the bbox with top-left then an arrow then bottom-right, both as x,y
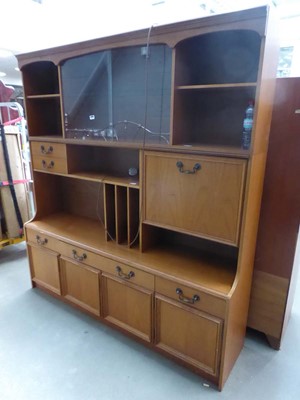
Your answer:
143,151 -> 247,246
59,242 -> 154,291
155,276 -> 226,318
32,155 -> 68,174
26,227 -> 61,252
31,142 -> 67,159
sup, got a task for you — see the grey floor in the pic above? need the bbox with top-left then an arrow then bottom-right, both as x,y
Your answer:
0,243 -> 299,400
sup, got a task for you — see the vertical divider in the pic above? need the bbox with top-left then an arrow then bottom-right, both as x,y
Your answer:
58,65 -> 66,139
103,184 -> 116,242
127,187 -> 140,247
115,186 -> 128,244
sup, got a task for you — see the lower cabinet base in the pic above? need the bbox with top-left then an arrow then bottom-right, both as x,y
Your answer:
31,282 -> 222,389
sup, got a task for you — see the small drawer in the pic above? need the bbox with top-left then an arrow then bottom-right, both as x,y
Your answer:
26,228 -> 61,253
32,155 -> 68,174
155,277 -> 226,318
31,142 -> 67,159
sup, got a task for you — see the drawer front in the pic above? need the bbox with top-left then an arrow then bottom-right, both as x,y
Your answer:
32,155 -> 68,174
26,227 -> 61,253
59,242 -> 154,291
59,242 -> 102,267
144,151 -> 247,245
31,142 -> 67,159
155,277 -> 226,318
101,260 -> 155,290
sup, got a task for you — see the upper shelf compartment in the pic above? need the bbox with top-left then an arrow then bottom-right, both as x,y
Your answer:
61,44 -> 172,145
175,30 -> 261,87
22,61 -> 60,96
172,29 -> 261,151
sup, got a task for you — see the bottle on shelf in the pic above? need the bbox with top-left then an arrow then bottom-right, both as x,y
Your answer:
242,100 -> 254,150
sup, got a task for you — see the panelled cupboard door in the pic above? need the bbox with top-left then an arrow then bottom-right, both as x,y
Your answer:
60,257 -> 101,316
28,244 -> 61,295
102,274 -> 153,342
155,295 -> 223,377
144,152 -> 247,245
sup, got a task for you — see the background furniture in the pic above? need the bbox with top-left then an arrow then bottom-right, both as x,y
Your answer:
248,77 -> 300,349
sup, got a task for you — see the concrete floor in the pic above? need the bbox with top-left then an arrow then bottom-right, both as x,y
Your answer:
0,242 -> 299,400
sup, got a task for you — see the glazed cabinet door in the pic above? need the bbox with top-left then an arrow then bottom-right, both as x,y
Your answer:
102,273 -> 153,342
60,257 -> 101,316
144,151 -> 246,245
155,294 -> 223,377
27,244 -> 61,295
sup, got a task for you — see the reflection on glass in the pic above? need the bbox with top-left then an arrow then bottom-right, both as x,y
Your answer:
61,45 -> 172,144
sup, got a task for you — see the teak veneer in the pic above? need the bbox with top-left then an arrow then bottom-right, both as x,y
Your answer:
18,5 -> 278,389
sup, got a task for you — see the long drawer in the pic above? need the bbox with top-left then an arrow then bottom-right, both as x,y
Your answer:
26,227 -> 61,252
58,242 -> 155,291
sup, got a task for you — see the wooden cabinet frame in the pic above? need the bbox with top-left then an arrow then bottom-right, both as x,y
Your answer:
19,5 -> 278,390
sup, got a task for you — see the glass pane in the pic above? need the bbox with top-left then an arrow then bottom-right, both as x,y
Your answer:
61,44 -> 172,145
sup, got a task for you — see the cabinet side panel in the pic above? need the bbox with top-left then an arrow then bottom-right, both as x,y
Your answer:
220,9 -> 279,388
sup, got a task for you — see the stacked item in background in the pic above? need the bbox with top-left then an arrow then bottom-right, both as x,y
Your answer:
0,80 -> 31,248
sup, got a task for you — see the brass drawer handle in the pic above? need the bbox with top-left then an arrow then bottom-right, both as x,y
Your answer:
72,249 -> 87,262
176,161 -> 201,174
42,160 -> 55,169
176,288 -> 200,304
116,265 -> 135,280
36,235 -> 48,245
40,145 -> 53,154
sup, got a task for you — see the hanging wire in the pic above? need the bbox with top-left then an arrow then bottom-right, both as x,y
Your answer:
95,25 -> 155,248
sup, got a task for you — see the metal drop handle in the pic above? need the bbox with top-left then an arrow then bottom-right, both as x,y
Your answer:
176,288 -> 200,304
40,145 -> 53,154
72,249 -> 87,262
42,160 -> 54,169
176,161 -> 201,174
36,235 -> 48,246
116,265 -> 135,280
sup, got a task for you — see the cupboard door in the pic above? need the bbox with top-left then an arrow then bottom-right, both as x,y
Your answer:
102,274 -> 153,342
28,244 -> 61,295
144,152 -> 246,245
155,294 -> 223,377
60,257 -> 101,316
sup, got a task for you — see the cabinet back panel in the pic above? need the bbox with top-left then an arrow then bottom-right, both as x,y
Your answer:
60,177 -> 103,221
26,98 -> 63,137
23,61 -> 59,95
33,172 -> 63,217
175,30 -> 261,85
67,145 -> 139,178
173,87 -> 256,146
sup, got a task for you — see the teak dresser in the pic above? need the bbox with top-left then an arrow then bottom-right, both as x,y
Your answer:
17,6 -> 278,389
